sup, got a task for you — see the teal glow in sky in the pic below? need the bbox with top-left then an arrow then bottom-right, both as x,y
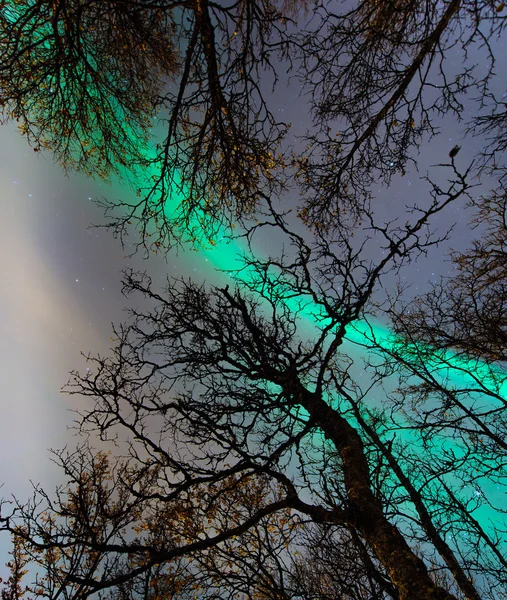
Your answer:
154,163 -> 507,404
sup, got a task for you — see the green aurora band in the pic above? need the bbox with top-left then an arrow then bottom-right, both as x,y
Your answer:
154,175 -> 506,531
156,170 -> 506,399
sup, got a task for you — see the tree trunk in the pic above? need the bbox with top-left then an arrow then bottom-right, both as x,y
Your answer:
295,385 -> 458,600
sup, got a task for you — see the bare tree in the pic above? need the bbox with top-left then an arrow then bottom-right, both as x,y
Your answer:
3,161 -> 497,599
359,181 -> 507,599
294,0 -> 507,228
0,0 -> 293,249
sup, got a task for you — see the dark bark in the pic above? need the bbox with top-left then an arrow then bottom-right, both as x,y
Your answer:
285,381 -> 458,600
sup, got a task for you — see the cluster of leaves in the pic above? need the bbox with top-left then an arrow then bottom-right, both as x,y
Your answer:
0,0 -> 179,179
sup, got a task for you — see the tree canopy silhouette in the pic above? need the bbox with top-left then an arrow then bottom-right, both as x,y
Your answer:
1,1 -> 507,599
2,0 -> 506,246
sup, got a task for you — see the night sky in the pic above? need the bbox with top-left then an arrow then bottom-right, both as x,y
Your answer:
0,114 -> 472,479
0,21 -> 504,572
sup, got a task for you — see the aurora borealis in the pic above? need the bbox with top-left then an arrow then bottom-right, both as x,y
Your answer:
1,10 -> 506,588
0,112 -> 498,492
